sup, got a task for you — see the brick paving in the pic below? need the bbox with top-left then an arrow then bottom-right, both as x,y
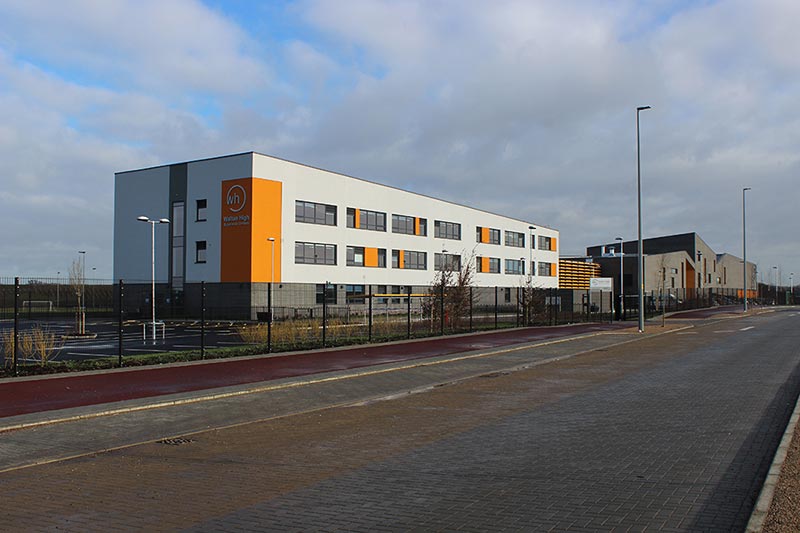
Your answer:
0,310 -> 797,531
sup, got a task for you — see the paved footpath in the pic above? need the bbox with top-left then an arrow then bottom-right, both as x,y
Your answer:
0,308 -> 798,531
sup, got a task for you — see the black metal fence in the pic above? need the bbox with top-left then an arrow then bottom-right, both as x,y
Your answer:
0,276 -> 788,376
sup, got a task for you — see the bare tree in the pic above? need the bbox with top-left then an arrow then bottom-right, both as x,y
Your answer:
520,275 -> 550,326
424,252 -> 476,332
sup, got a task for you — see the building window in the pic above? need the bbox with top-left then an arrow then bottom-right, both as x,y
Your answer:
171,201 -> 185,290
505,231 -> 525,248
295,242 -> 337,265
476,256 -> 501,273
346,246 -> 365,266
392,250 -> 427,270
539,235 -> 555,251
538,261 -> 554,276
345,285 -> 366,304
434,253 -> 461,272
346,246 -> 386,267
504,288 -> 511,303
347,207 -> 387,231
195,199 -> 207,222
392,214 -> 426,236
195,241 -> 207,263
434,220 -> 461,240
391,285 -> 408,304
376,285 -> 388,305
295,200 -> 337,226
315,284 -> 336,304
505,259 -> 525,275
476,226 -> 501,245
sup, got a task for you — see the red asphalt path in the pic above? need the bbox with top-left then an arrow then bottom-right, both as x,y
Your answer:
0,323 -> 631,419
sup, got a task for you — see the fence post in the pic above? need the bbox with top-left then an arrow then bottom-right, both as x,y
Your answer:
201,281 -> 207,359
322,281 -> 328,348
494,286 -> 498,329
469,286 -> 473,332
522,287 -> 527,326
14,277 -> 20,376
368,285 -> 373,342
440,282 -> 445,336
118,279 -> 124,367
407,286 -> 412,339
265,281 -> 271,355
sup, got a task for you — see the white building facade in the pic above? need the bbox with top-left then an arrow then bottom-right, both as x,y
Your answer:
114,152 -> 559,306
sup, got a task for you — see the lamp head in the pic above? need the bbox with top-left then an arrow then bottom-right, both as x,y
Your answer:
137,216 -> 149,222
637,105 -> 651,111
158,218 -> 170,224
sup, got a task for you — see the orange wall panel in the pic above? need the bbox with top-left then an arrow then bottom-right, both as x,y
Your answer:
481,257 -> 489,273
550,263 -> 557,277
481,227 -> 489,243
399,250 -> 405,269
354,208 -> 360,229
551,237 -> 557,251
251,178 -> 283,283
414,217 -> 420,235
220,179 -> 254,282
220,178 -> 282,283
365,247 -> 378,267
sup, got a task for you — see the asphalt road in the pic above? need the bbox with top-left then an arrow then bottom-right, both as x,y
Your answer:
0,308 -> 797,531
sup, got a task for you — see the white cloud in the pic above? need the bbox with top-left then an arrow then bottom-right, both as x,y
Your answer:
0,0 -> 799,277
0,0 -> 270,95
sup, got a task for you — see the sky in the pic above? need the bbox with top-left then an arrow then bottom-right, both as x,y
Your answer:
0,0 -> 798,286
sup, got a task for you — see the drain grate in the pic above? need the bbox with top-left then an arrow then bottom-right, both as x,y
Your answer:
158,437 -> 195,446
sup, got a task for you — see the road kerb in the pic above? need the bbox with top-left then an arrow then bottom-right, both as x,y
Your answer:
746,381 -> 800,532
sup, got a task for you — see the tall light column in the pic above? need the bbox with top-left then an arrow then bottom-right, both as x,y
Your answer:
615,236 -> 624,318
773,265 -> 778,304
137,216 -> 170,341
528,225 -> 536,282
742,187 -> 751,312
636,105 -> 651,333
78,250 -> 86,334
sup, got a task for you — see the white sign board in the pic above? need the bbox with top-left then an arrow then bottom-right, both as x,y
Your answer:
590,277 -> 613,290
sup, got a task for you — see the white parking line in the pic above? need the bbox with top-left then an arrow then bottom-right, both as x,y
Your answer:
677,332 -> 697,335
713,330 -> 735,333
740,326 -> 755,331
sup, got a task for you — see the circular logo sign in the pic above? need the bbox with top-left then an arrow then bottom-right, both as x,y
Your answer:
226,184 -> 247,213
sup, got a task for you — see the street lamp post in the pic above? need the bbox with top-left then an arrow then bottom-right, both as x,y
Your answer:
615,237 -> 624,319
56,271 -> 61,309
636,105 -> 651,333
743,187 -> 751,312
78,250 -> 86,334
137,216 -> 170,341
528,226 -> 535,283
791,273 -> 795,305
773,266 -> 778,305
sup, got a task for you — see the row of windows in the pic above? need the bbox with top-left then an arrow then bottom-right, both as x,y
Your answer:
319,284 -> 528,305
293,241 -> 555,275
293,200 -> 554,248
194,197 -> 553,249
192,239 -> 554,277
